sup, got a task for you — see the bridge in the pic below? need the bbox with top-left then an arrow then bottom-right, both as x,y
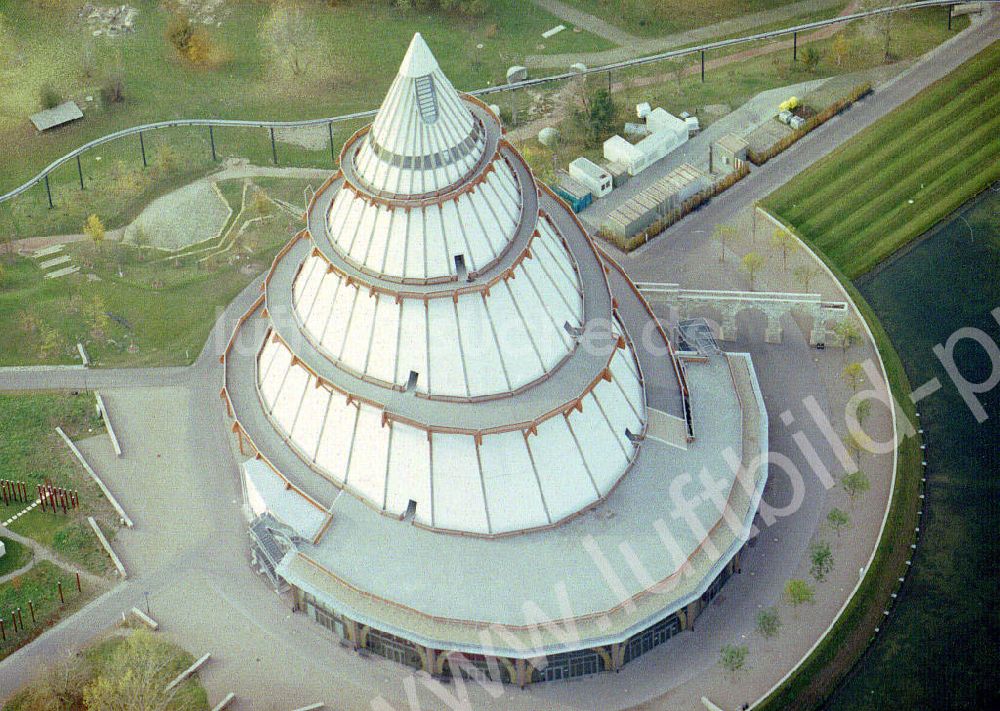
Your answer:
635,283 -> 849,345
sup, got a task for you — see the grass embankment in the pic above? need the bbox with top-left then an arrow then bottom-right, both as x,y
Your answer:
0,0 -> 610,198
0,177 -> 300,367
0,392 -> 115,575
764,40 -> 1000,278
0,561 -> 96,661
3,628 -> 209,708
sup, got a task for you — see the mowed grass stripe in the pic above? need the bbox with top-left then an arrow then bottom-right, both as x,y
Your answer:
770,48 -> 1000,222
847,143 -> 1000,274
812,109 -> 1000,249
787,76 -> 999,229
764,41 -> 1000,277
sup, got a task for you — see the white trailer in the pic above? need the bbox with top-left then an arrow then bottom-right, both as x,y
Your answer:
569,157 -> 612,198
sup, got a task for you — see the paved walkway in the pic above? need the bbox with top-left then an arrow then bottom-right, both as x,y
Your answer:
0,10 -> 993,708
527,0 -> 850,68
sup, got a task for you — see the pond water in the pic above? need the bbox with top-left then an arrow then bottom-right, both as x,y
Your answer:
829,187 -> 1000,708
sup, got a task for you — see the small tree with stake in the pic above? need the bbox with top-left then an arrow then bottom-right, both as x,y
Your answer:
740,251 -> 766,290
713,224 -> 739,263
809,540 -> 834,581
827,507 -> 850,538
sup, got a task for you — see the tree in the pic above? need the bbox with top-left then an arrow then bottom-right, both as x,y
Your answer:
832,33 -> 849,67
82,629 -> 192,711
862,0 -> 901,62
784,579 -> 815,609
575,86 -> 619,148
84,214 -> 105,252
802,46 -> 822,73
770,227 -> 798,270
841,469 -> 871,503
809,540 -> 834,581
833,319 -> 861,359
719,644 -> 748,675
261,1 -> 319,78
740,251 -> 766,290
794,263 -> 822,291
713,224 -> 738,262
756,606 -> 782,639
842,361 -> 865,391
827,507 -> 850,537
854,398 -> 872,428
84,295 -> 111,343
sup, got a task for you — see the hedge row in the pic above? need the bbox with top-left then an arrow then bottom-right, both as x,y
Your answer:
598,162 -> 751,253
747,83 -> 874,166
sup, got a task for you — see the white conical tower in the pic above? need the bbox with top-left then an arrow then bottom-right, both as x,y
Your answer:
353,33 -> 487,196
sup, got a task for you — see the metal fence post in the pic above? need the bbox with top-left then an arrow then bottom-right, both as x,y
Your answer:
270,127 -> 278,165
947,4 -> 952,30
328,121 -> 336,165
44,175 -> 53,209
77,155 -> 84,191
139,131 -> 147,168
700,50 -> 705,82
209,125 -> 217,161
793,31 -> 798,61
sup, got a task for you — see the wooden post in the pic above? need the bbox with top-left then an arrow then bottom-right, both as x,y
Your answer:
328,122 -> 336,166
76,572 -> 82,592
58,581 -> 64,605
1,618 -> 5,641
28,600 -> 35,623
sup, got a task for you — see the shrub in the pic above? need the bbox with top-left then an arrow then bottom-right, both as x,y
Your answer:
165,12 -> 195,53
101,73 -> 126,105
39,84 -> 62,109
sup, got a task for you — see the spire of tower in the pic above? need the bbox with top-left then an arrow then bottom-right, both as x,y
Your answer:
352,33 -> 486,195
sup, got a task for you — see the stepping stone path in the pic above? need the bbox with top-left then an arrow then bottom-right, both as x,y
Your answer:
32,245 -> 80,279
39,255 -> 72,269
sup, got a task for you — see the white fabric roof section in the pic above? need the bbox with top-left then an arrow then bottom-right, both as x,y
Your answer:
326,157 -> 522,281
291,216 -> 585,399
255,335 -> 645,534
353,33 -> 487,196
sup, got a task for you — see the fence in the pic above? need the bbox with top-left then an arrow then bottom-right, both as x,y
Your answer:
0,1 -> 982,214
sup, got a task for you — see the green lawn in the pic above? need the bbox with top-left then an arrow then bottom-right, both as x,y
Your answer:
0,0 -> 611,194
561,0 -> 829,38
763,40 -> 1000,278
0,392 -> 117,575
0,537 -> 32,577
0,561 -> 96,661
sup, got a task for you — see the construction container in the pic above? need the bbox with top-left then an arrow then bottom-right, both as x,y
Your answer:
552,172 -> 593,213
603,161 -> 629,188
569,157 -> 613,198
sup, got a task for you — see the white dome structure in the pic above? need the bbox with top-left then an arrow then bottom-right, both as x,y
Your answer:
222,33 -> 769,686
